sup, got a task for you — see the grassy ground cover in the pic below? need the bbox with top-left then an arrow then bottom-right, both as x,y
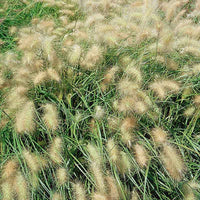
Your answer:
0,0 -> 200,200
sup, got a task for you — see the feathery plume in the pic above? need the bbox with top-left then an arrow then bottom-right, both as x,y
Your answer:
131,189 -> 139,200
92,193 -> 108,200
194,95 -> 200,107
1,181 -> 14,200
182,181 -> 200,200
81,45 -> 102,70
1,159 -> 18,180
49,136 -> 63,164
160,143 -> 185,181
13,171 -> 29,200
107,116 -> 120,132
117,79 -> 139,97
6,86 -> 28,113
149,80 -> 180,99
15,101 -> 35,134
118,151 -> 131,174
56,167 -> 68,186
101,66 -> 119,91
120,117 -> 137,147
47,68 -> 60,82
52,192 -> 63,200
116,96 -> 149,115
105,175 -> 119,200
37,19 -> 55,33
94,105 -> 105,120
106,139 -> 119,164
67,44 -> 82,65
151,127 -> 167,144
184,106 -> 196,117
73,182 -> 87,200
125,65 -> 142,84
87,144 -> 105,193
42,103 -> 59,131
85,13 -> 104,27
133,143 -> 149,168
33,71 -> 48,85
23,150 -> 40,173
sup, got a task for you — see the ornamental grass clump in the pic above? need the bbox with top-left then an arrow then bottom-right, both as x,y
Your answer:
0,0 -> 200,199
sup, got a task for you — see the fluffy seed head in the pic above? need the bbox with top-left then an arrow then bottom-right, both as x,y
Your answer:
107,116 -> 120,131
33,71 -> 48,85
52,192 -> 63,200
94,105 -> 105,120
87,144 -> 105,193
117,96 -> 148,115
101,66 -> 119,91
13,171 -> 29,200
23,150 -> 40,173
49,136 -> 63,164
120,117 -> 137,147
73,182 -> 87,200
106,175 -> 119,200
160,143 -> 185,181
194,95 -> 200,107
149,80 -> 180,99
131,189 -> 139,200
42,103 -> 59,131
81,45 -> 102,70
117,79 -> 139,97
56,167 -> 68,186
117,151 -> 131,174
1,181 -> 14,200
92,193 -> 108,200
68,44 -> 82,65
90,162 -> 105,193
184,106 -> 196,117
182,181 -> 199,200
125,65 -> 142,83
47,68 -> 60,82
133,144 -> 149,168
1,159 -> 18,179
6,87 -> 28,113
15,101 -> 35,134
106,139 -> 119,164
87,143 -> 102,166
151,127 -> 167,144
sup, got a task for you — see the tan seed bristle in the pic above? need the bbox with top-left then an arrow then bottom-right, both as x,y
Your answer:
160,143 -> 185,181
131,189 -> 139,200
13,171 -> 29,200
120,117 -> 137,146
117,151 -> 131,174
49,136 -> 63,164
1,181 -> 14,200
1,159 -> 18,179
133,144 -> 149,168
106,139 -> 119,164
52,192 -> 63,200
94,105 -> 105,120
56,167 -> 68,186
47,68 -> 60,82
151,127 -> 167,144
42,103 -> 59,131
23,150 -> 40,173
15,101 -> 35,134
73,181 -> 87,200
105,175 -> 119,200
33,71 -> 48,85
194,95 -> 200,107
92,193 -> 108,200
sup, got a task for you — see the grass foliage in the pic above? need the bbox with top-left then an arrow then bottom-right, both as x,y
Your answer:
0,0 -> 200,200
